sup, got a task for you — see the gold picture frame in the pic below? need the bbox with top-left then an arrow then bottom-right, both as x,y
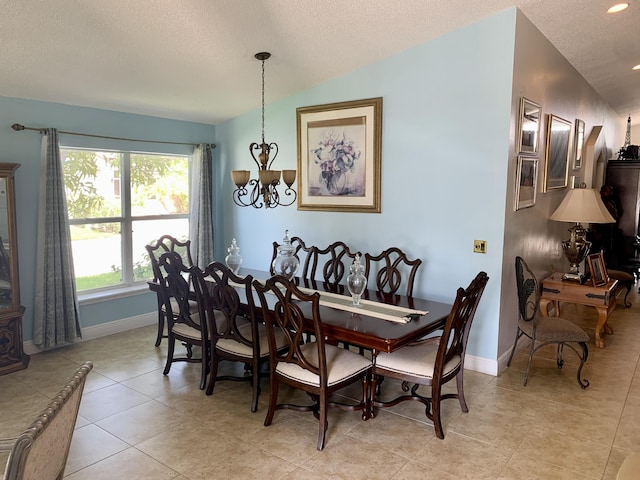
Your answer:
296,97 -> 382,212
543,114 -> 571,192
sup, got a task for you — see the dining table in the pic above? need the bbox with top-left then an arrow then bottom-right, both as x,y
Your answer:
237,268 -> 454,418
148,265 -> 454,417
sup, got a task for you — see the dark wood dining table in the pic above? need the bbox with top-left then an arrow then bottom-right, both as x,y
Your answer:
240,268 -> 453,419
239,267 -> 453,355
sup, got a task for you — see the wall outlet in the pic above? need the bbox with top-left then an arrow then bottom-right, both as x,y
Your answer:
474,240 -> 487,254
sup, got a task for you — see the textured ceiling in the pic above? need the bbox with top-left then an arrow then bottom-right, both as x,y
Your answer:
1,0 -> 638,126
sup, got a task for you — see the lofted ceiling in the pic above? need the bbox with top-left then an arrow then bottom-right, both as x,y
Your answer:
1,0 -> 638,129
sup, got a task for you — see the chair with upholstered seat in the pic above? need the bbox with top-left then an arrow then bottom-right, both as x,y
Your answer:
372,271 -> 488,439
607,269 -> 633,307
0,362 -> 93,480
159,251 -> 209,390
269,234 -> 310,277
192,261 -> 288,412
304,241 -> 358,288
254,275 -> 372,450
507,256 -> 590,389
364,247 -> 422,298
146,234 -> 196,347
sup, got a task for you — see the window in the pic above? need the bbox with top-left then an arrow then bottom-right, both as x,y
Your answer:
62,148 -> 190,292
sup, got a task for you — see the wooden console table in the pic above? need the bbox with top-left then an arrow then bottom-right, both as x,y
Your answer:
540,273 -> 618,348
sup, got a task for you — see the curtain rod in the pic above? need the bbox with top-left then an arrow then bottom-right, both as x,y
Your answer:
11,123 -> 215,148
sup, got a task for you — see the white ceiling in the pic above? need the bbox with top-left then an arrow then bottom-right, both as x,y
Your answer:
1,0 -> 638,127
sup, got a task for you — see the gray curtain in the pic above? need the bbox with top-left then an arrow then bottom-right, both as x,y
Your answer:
189,144 -> 215,268
34,129 -> 82,350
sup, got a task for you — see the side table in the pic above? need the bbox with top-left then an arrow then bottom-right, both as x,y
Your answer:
540,272 -> 618,348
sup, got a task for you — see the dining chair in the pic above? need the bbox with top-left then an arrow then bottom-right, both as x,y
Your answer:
159,251 -> 210,390
192,261 -> 287,412
304,241 -> 358,288
364,247 -> 422,297
0,362 -> 93,480
146,234 -> 195,347
253,275 -> 373,450
372,271 -> 489,439
269,235 -> 309,277
507,256 -> 589,389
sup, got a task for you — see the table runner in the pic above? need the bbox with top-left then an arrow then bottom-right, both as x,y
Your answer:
230,277 -> 428,324
298,287 -> 428,324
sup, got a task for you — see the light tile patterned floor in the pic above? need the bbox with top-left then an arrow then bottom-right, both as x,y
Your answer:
1,286 -> 639,479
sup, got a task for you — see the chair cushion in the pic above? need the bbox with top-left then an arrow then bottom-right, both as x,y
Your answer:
375,343 -> 460,381
519,316 -> 589,343
172,322 -> 202,341
216,321 -> 287,358
165,298 -> 199,319
276,343 -> 371,387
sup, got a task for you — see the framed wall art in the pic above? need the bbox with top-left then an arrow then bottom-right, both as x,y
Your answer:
587,252 -> 608,287
514,156 -> 538,210
517,97 -> 542,155
543,114 -> 572,192
573,119 -> 585,169
296,97 -> 382,212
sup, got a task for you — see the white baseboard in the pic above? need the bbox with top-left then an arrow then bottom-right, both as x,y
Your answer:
464,354 -> 498,376
23,312 -> 157,355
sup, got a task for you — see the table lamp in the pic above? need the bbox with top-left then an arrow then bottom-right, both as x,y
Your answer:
549,186 -> 615,281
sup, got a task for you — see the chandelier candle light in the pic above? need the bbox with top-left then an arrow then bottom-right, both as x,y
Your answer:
549,186 -> 615,281
231,52 -> 297,208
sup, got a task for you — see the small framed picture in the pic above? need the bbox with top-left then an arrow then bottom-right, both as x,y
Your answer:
517,97 -> 542,155
573,119 -> 585,169
587,252 -> 608,287
514,156 -> 538,210
543,114 -> 572,192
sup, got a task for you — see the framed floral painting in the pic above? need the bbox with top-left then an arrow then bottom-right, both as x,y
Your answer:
296,97 -> 382,212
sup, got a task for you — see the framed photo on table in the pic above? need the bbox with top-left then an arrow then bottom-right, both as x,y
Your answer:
514,156 -> 538,210
543,114 -> 572,192
587,252 -> 608,287
296,97 -> 382,213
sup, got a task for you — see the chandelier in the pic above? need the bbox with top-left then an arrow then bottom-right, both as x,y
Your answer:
231,52 -> 297,208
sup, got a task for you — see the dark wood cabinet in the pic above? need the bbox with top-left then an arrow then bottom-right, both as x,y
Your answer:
604,160 -> 640,273
0,163 -> 28,375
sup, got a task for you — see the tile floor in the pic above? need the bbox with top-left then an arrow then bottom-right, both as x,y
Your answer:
1,286 -> 640,479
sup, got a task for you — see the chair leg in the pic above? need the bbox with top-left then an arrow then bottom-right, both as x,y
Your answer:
163,334 -> 175,375
576,342 -> 590,389
317,392 -> 328,450
456,369 -> 468,413
205,352 -> 220,395
155,306 -> 165,347
264,375 -> 279,427
556,343 -> 565,369
506,329 -> 523,367
523,338 -> 536,387
250,359 -> 261,413
431,380 -> 445,439
199,343 -> 208,390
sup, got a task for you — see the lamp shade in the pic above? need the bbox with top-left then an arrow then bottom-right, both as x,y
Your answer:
549,188 -> 615,224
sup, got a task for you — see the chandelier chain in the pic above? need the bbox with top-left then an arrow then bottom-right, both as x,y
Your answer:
261,58 -> 265,144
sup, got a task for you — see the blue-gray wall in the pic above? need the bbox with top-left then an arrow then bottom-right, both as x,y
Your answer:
0,96 -> 214,340
216,9 -> 518,366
